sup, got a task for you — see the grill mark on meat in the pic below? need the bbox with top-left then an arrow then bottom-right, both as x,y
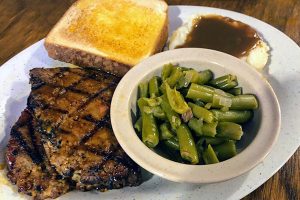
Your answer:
6,67 -> 141,199
26,67 -> 141,193
6,110 -> 70,199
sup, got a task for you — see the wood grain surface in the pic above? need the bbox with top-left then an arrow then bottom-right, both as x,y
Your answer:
0,0 -> 299,200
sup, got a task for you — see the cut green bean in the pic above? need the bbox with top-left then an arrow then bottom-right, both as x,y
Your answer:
186,84 -> 233,103
160,123 -> 175,140
137,98 -> 148,111
184,69 -> 200,83
166,67 -> 184,88
227,87 -> 243,96
176,125 -> 199,164
143,106 -> 166,120
202,121 -> 218,137
230,95 -> 258,110
196,137 -> 205,152
186,83 -> 214,102
211,109 -> 253,123
216,122 -> 243,140
209,74 -> 238,90
203,144 -> 219,164
212,93 -> 232,109
160,95 -> 181,130
188,102 -> 215,123
149,76 -> 161,98
138,82 -> 148,98
166,83 -> 190,114
164,137 -> 180,151
193,99 -> 205,107
211,94 -> 258,110
162,64 -> 174,81
214,140 -> 237,161
141,111 -> 159,148
204,137 -> 225,145
188,117 -> 203,136
152,106 -> 166,120
134,117 -> 142,133
139,97 -> 162,107
197,69 -> 213,84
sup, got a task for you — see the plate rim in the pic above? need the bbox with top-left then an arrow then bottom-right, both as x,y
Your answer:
0,5 -> 299,200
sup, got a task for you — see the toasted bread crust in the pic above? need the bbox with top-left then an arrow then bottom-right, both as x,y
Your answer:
45,43 -> 130,77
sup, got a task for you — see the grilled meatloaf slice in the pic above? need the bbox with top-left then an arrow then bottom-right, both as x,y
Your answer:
6,110 -> 70,200
27,67 -> 141,190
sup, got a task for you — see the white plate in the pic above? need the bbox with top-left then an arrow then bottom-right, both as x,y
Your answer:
0,6 -> 299,200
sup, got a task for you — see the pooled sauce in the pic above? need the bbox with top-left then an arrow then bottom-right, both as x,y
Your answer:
177,15 -> 260,57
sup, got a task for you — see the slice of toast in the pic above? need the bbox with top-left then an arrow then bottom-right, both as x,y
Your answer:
45,0 -> 168,76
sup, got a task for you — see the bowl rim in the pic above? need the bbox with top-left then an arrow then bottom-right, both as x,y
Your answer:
111,48 -> 281,183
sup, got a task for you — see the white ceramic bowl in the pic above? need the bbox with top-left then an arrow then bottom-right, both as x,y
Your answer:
111,48 -> 280,183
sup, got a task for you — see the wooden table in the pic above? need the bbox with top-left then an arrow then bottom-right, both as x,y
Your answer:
0,0 -> 299,199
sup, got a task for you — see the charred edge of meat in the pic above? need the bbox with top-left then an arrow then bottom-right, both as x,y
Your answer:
6,110 -> 71,199
9,110 -> 43,164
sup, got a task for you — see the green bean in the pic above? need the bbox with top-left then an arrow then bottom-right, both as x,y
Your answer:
166,83 -> 190,114
197,69 -> 213,84
134,117 -> 142,133
214,140 -> 237,161
196,138 -> 205,154
186,84 -> 232,103
211,93 -> 258,110
188,117 -> 203,136
152,106 -> 166,120
159,81 -> 167,94
160,123 -> 175,140
137,98 -> 148,111
230,95 -> 258,110
138,82 -> 148,98
204,103 -> 212,109
160,95 -> 181,130
211,109 -> 253,123
178,66 -> 190,71
162,64 -> 174,81
176,125 -> 199,164
202,121 -> 218,137
188,102 -> 215,123
227,87 -> 243,96
193,99 -> 205,107
186,83 -> 213,102
143,106 -> 166,120
211,93 -> 232,109
159,141 -> 183,163
164,137 -> 180,151
138,97 -> 162,107
184,69 -> 200,83
216,122 -> 243,140
204,137 -> 225,145
203,144 -> 219,164
149,76 -> 161,98
166,67 -> 184,88
141,111 -> 159,148
209,74 -> 238,90
176,76 -> 189,89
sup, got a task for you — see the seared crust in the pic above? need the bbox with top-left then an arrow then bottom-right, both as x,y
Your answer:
6,67 -> 142,200
44,43 -> 130,77
6,110 -> 70,200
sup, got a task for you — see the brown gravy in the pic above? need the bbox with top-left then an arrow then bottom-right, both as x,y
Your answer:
177,15 -> 260,57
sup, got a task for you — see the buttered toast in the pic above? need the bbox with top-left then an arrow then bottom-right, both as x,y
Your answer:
45,0 -> 168,76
